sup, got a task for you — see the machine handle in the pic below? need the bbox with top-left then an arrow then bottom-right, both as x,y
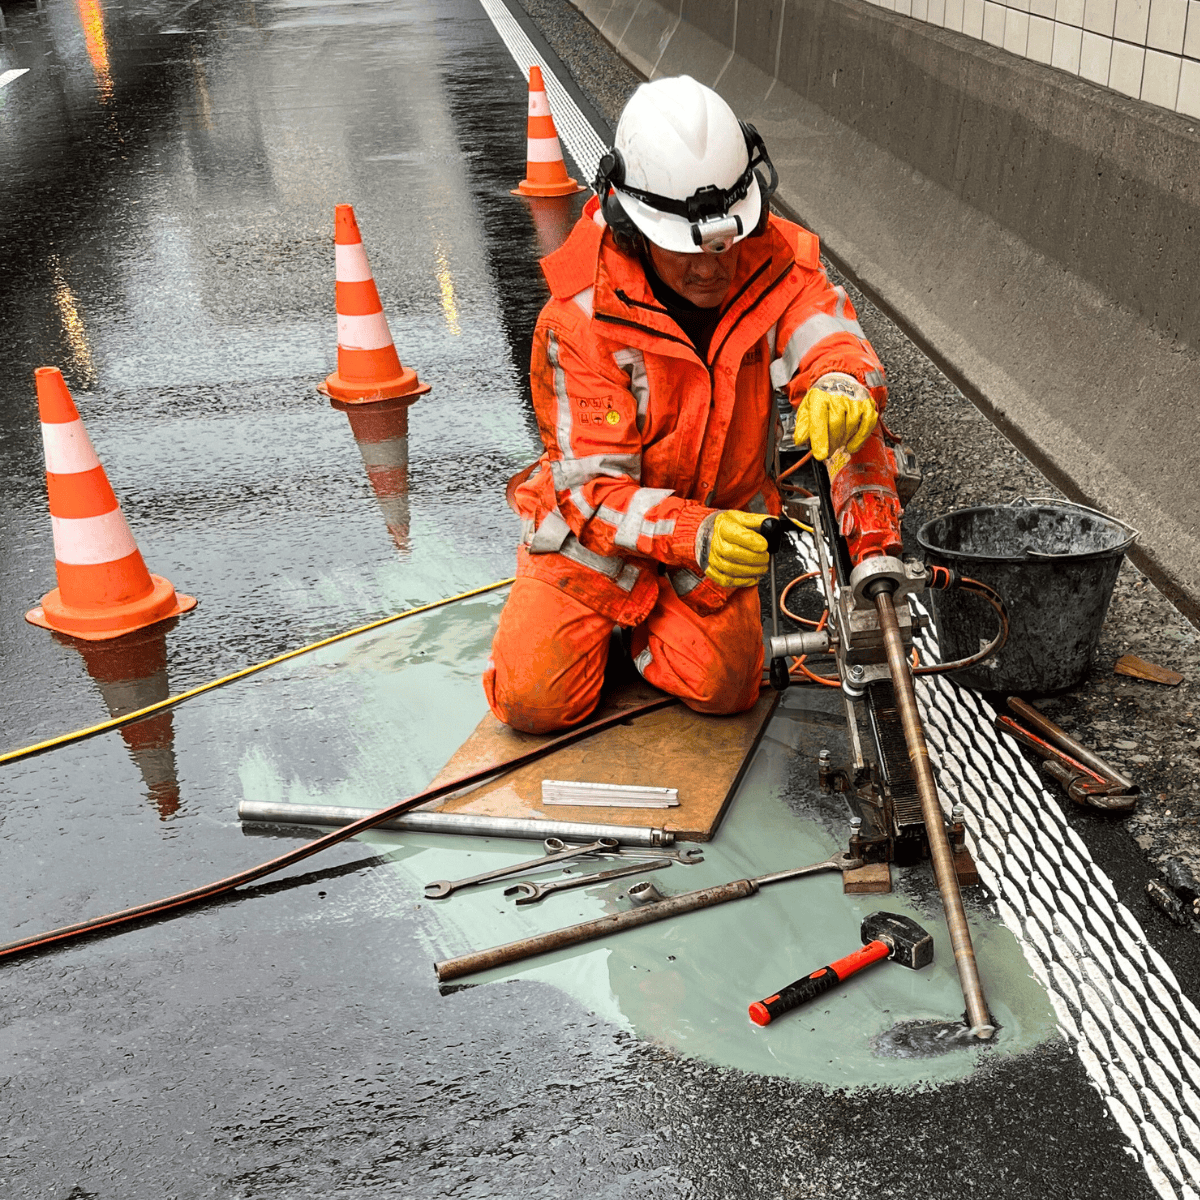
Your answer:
769,657 -> 792,691
748,938 -> 891,1026
760,516 -> 805,556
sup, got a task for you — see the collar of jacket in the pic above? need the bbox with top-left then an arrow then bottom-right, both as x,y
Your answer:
540,197 -> 812,364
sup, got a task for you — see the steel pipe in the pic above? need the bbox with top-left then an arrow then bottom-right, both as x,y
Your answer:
873,588 -> 994,1039
237,801 -> 676,848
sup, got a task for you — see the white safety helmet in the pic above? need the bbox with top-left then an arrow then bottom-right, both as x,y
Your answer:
596,75 -> 777,255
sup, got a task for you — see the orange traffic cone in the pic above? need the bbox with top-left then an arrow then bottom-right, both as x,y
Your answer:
512,66 -> 584,198
25,367 -> 196,641
317,204 -> 431,406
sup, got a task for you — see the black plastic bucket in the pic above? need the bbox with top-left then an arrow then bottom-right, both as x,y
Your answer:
916,498 -> 1137,694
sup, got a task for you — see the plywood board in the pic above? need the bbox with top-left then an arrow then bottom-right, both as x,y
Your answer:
427,681 -> 779,842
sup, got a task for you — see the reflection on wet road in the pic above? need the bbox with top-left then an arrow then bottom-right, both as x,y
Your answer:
0,0 -> 584,756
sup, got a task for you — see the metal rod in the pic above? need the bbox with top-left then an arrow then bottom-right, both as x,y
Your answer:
873,589 -> 994,1038
1007,697 -> 1137,792
437,880 -> 757,981
435,854 -> 854,982
238,802 -> 675,848
843,694 -> 866,773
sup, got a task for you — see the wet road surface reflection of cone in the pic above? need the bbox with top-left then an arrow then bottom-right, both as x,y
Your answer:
341,398 -> 411,554
25,367 -> 196,642
65,623 -> 183,818
525,195 -> 581,258
512,66 -> 584,198
318,204 -> 431,406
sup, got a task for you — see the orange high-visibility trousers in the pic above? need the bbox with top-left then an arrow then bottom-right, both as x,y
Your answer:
484,575 -> 764,734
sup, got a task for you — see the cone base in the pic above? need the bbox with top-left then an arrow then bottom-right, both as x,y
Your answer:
318,366 -> 432,404
512,179 -> 585,198
27,576 -> 197,641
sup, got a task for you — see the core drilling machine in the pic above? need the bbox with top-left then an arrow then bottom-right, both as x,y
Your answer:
763,424 -> 1007,1039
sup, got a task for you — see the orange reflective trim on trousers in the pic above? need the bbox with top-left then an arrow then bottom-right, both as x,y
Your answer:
56,551 -> 158,609
46,466 -> 119,519
485,572 -> 764,733
484,576 -> 612,734
337,345 -> 405,384
336,278 -> 385,317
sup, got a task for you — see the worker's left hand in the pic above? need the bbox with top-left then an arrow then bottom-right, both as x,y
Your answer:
696,510 -> 771,588
793,372 -> 877,460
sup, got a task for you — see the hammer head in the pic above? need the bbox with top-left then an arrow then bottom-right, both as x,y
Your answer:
860,911 -> 934,970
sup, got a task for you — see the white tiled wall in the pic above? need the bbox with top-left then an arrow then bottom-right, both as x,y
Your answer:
865,0 -> 1200,117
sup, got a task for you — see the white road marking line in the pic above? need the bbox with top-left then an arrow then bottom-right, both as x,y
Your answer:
0,68 -> 31,90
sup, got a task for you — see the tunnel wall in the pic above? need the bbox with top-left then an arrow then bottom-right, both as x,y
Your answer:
569,0 -> 1200,623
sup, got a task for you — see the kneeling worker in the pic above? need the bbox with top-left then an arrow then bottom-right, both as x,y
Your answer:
484,75 -> 889,734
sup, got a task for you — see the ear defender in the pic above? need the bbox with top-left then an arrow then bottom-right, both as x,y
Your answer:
593,148 -> 646,255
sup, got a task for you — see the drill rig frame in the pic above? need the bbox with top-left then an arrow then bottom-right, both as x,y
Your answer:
762,447 -> 1003,1039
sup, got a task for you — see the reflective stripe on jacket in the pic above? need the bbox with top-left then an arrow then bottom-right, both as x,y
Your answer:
513,196 -> 887,626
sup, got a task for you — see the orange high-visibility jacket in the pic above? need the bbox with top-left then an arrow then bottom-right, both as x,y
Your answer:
511,196 -> 887,626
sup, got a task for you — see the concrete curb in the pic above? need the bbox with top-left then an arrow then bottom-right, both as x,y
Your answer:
569,0 -> 1200,624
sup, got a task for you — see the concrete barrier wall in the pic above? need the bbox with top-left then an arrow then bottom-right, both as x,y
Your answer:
570,0 -> 1200,622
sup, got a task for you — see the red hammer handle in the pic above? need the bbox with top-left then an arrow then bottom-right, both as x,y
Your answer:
749,939 -> 891,1026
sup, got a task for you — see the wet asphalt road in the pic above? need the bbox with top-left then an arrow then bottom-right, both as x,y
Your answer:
0,0 -> 1194,1196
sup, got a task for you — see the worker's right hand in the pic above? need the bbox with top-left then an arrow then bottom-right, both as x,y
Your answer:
793,372 -> 877,461
695,510 -> 770,588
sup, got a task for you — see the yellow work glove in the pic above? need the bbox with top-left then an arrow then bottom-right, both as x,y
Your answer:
793,372 -> 877,461
695,510 -> 770,589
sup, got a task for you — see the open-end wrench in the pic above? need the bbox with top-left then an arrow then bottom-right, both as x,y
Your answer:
505,858 -> 672,905
542,837 -> 704,865
424,838 -> 619,900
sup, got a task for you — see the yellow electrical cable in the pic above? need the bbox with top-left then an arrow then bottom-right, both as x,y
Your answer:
0,576 -> 515,767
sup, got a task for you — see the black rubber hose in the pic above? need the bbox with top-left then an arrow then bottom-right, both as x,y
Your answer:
0,696 -> 678,965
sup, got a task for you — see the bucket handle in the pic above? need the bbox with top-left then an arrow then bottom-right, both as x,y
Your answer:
1012,495 -> 1140,548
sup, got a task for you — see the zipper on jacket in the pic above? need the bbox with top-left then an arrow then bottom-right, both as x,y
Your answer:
613,288 -> 671,316
593,311 -> 694,350
708,260 -> 793,366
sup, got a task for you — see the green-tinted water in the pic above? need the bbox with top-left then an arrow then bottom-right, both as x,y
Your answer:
236,603 -> 1058,1088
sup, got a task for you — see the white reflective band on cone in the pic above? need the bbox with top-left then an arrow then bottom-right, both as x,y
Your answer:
525,136 -> 564,163
337,310 -> 394,351
51,509 -> 139,565
529,92 -> 551,117
41,420 -> 102,475
335,242 -> 373,282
